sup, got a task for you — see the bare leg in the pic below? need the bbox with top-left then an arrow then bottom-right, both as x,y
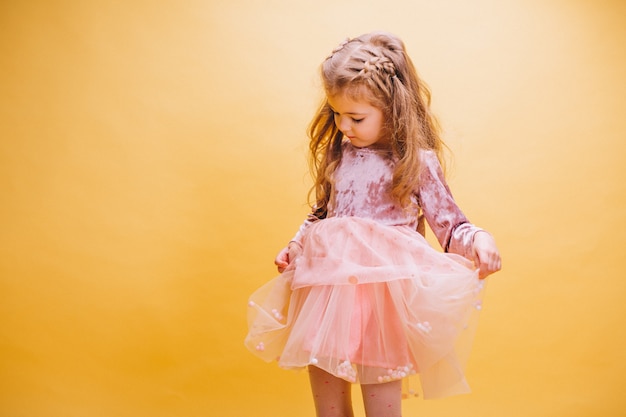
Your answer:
308,365 -> 354,417
360,380 -> 402,417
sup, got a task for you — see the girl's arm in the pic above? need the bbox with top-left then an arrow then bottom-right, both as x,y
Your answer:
274,211 -> 321,272
417,150 -> 485,259
418,150 -> 501,278
289,211 -> 322,246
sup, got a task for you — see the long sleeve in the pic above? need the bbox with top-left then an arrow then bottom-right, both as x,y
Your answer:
290,210 -> 322,245
417,151 -> 483,259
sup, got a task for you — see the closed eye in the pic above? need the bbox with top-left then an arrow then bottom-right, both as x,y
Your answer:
329,107 -> 364,123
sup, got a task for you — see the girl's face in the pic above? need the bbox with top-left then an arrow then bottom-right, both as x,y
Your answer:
327,94 -> 387,149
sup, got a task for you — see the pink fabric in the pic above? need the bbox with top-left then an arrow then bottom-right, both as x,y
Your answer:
291,217 -> 474,288
245,141 -> 487,399
291,142 -> 482,259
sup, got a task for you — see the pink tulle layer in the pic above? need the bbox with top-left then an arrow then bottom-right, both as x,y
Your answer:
245,217 -> 486,399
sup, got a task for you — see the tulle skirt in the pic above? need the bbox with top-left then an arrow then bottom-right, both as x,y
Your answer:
245,216 -> 486,399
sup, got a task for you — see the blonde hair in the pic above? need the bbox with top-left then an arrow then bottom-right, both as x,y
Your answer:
308,31 -> 445,217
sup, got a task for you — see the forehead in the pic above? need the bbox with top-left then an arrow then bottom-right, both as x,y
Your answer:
327,92 -> 378,114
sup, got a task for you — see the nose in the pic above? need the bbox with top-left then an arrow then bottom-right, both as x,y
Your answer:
337,115 -> 351,134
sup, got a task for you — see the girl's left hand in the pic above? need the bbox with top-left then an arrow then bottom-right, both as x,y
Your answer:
472,231 -> 501,279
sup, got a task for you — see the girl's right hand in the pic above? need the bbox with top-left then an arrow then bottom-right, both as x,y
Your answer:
274,241 -> 303,273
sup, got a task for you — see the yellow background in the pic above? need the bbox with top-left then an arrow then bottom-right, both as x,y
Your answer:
1,1 -> 625,416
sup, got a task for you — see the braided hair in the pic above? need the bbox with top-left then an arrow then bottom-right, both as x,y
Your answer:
308,31 -> 444,217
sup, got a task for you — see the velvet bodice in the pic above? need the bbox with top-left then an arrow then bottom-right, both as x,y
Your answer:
292,142 -> 482,259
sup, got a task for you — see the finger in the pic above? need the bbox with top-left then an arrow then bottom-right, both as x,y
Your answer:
473,252 -> 482,271
477,264 -> 488,279
275,256 -> 288,273
479,257 -> 501,279
487,253 -> 501,273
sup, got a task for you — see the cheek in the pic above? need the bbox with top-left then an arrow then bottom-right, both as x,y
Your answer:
379,119 -> 389,136
372,122 -> 384,137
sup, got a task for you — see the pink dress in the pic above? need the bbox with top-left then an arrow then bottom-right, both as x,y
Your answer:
245,142 -> 486,399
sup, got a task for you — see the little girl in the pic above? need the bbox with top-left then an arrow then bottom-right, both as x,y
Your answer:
245,31 -> 501,417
